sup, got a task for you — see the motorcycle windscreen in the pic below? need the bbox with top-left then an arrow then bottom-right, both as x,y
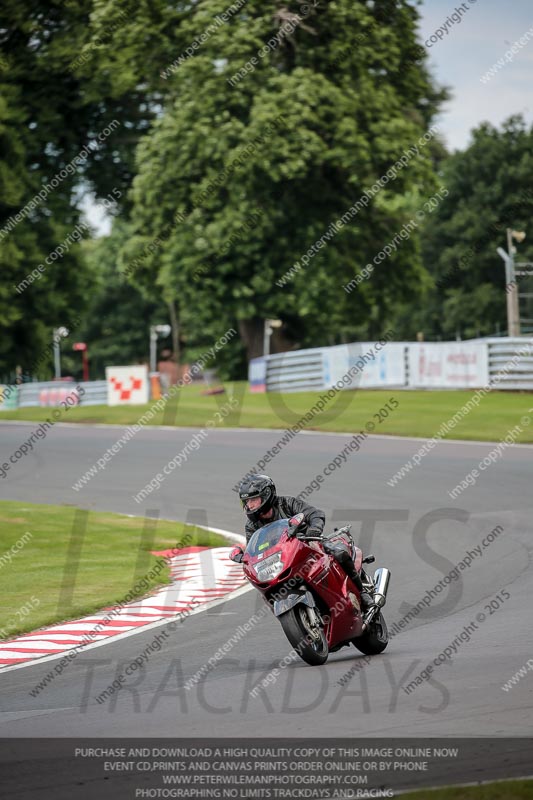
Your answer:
245,519 -> 289,557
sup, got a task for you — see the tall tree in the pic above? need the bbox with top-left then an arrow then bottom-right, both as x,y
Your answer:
119,0 -> 446,364
0,0 -> 155,378
417,115 -> 533,340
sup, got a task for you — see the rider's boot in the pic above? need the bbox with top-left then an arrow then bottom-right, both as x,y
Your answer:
344,558 -> 374,611
359,591 -> 374,611
326,544 -> 375,612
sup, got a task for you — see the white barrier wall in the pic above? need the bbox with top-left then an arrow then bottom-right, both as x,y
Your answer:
407,342 -> 489,389
250,338 -> 530,392
106,365 -> 149,405
249,357 -> 267,393
324,343 -> 407,389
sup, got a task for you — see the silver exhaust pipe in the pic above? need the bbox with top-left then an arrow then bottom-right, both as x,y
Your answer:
372,567 -> 391,609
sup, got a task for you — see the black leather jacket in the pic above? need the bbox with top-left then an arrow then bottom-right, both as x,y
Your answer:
245,495 -> 325,542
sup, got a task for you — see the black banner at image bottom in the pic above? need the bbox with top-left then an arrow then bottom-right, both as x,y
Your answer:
0,738 -> 532,800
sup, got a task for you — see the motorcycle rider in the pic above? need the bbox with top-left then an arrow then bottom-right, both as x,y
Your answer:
238,473 -> 374,611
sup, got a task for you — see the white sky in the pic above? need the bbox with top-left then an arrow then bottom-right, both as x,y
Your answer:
82,0 -> 533,233
418,0 -> 533,150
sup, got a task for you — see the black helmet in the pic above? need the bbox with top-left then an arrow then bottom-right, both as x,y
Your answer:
238,474 -> 277,523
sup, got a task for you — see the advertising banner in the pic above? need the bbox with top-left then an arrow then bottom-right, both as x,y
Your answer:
323,343 -> 406,389
248,356 -> 267,393
408,342 -> 489,388
0,384 -> 18,409
106,365 -> 149,406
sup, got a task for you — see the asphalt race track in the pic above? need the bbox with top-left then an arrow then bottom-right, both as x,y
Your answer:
0,421 -> 532,775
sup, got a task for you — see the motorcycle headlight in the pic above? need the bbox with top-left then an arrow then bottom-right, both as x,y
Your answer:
253,552 -> 283,581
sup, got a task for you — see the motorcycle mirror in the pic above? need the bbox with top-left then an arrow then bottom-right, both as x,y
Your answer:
229,546 -> 244,563
288,513 -> 305,528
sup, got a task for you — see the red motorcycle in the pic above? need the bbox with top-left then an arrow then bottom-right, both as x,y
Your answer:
230,514 -> 390,666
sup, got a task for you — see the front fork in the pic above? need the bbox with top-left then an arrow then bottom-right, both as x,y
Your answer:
305,605 -> 325,640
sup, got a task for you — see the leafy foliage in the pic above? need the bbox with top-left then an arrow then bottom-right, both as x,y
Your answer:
121,0 -> 446,363
414,116 -> 533,340
0,0 -> 154,378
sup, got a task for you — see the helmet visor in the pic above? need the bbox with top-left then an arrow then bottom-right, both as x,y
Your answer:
243,496 -> 263,512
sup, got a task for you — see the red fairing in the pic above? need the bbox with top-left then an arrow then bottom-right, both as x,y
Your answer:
242,519 -> 366,648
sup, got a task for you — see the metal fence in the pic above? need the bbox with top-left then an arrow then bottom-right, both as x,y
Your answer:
265,349 -> 325,393
2,338 -> 532,410
486,338 -> 533,391
254,338 -> 533,393
2,380 -> 107,409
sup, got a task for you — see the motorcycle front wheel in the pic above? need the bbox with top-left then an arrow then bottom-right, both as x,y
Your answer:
279,605 -> 329,666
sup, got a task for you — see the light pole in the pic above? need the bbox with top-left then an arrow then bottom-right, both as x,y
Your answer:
263,319 -> 282,357
149,324 -> 171,372
53,327 -> 69,379
497,229 -> 525,337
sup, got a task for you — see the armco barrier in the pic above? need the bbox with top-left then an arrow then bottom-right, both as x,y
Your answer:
486,338 -> 533,391
1,380 -> 107,409
265,349 -> 325,393
251,338 -> 533,393
263,343 -> 409,393
77,380 -> 108,405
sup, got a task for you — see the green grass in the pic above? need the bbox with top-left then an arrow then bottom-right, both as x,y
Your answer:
401,779 -> 533,799
0,501 -> 228,640
1,383 -> 532,442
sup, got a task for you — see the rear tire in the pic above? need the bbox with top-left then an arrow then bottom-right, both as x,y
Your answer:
279,605 -> 328,666
352,610 -> 389,655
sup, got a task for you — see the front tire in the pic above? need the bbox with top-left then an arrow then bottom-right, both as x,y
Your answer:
279,604 -> 329,666
352,610 -> 389,655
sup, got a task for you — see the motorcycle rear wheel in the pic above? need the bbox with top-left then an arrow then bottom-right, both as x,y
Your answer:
279,605 -> 329,666
352,610 -> 389,655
